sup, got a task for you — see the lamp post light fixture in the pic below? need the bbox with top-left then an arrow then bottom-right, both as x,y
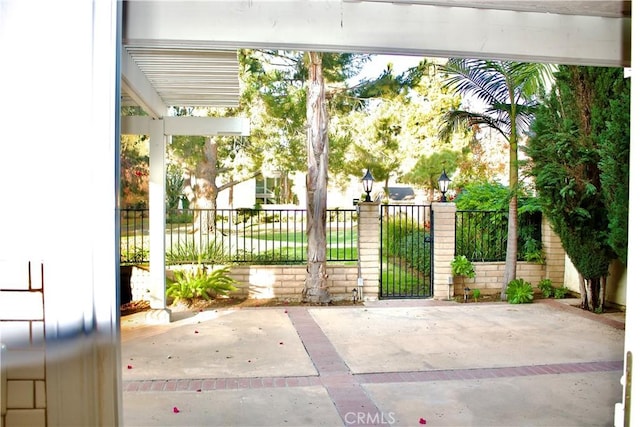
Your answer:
352,287 -> 358,304
438,169 -> 451,202
362,169 -> 374,202
464,286 -> 470,303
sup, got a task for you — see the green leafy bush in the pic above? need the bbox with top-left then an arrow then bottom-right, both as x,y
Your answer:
472,288 -> 481,301
166,211 -> 193,224
451,255 -> 475,278
166,264 -> 237,303
506,278 -> 534,304
382,214 -> 431,276
554,286 -> 569,299
120,246 -> 149,264
537,278 -> 554,298
399,230 -> 431,275
522,237 -> 545,264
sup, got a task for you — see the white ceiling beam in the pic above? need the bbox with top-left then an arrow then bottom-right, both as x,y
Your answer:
124,0 -> 630,67
121,116 -> 250,136
163,116 -> 250,136
121,49 -> 168,119
120,116 -> 156,135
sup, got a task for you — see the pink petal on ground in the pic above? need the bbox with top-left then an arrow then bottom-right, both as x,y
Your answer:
127,365 -> 133,369
173,407 -> 180,413
419,418 -> 427,424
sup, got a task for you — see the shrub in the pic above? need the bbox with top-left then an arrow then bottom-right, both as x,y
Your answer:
166,211 -> 193,224
166,264 -> 237,303
506,278 -> 534,304
472,288 -> 481,301
554,286 -> 569,299
537,278 -> 554,298
399,230 -> 431,275
382,214 -> 430,275
451,255 -> 475,278
120,246 -> 149,264
522,238 -> 545,264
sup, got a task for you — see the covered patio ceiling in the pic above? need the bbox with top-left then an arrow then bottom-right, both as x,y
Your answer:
121,0 -> 630,118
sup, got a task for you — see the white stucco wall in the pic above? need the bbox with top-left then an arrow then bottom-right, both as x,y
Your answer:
564,256 -> 627,307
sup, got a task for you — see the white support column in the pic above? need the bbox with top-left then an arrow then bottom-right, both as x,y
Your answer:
617,1 -> 639,424
147,120 -> 171,323
1,0 -> 122,425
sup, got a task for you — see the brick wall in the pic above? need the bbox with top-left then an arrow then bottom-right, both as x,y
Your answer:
453,262 -> 546,296
228,265 -> 361,301
131,263 -> 364,303
0,261 -> 47,427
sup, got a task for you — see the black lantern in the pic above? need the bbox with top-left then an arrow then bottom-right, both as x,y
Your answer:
362,169 -> 374,202
438,169 -> 451,202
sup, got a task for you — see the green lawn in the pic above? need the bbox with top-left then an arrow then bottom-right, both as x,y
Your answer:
380,262 -> 430,297
254,230 -> 357,245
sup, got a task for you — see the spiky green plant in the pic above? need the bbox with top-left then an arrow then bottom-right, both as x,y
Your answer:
506,278 -> 534,304
166,264 -> 236,303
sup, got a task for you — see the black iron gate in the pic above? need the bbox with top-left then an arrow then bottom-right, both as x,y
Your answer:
379,204 -> 433,298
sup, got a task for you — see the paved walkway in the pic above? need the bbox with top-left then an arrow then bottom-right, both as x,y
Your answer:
121,299 -> 625,426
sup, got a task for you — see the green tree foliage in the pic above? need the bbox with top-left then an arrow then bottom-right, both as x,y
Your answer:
402,149 -> 459,201
343,114 -> 403,197
239,50 -> 373,180
526,65 -> 629,312
454,182 -> 543,263
455,182 -> 540,213
240,51 -> 440,191
439,59 -> 553,299
120,134 -> 149,209
165,164 -> 185,210
598,76 -> 630,264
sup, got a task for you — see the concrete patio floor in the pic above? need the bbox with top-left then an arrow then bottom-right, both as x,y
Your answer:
121,299 -> 625,426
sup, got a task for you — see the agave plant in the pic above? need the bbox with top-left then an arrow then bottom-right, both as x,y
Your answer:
166,264 -> 237,304
506,278 -> 534,304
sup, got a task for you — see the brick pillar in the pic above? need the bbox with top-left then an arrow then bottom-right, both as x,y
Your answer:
358,202 -> 380,300
542,217 -> 565,286
432,202 -> 457,300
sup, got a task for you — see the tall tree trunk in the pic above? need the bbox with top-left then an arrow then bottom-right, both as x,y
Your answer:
578,273 -> 588,309
303,52 -> 331,304
501,127 -> 519,300
501,196 -> 518,299
192,138 -> 219,234
599,275 -> 606,312
585,278 -> 594,310
500,93 -> 522,300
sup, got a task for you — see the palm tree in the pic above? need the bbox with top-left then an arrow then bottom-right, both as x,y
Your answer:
439,59 -> 552,300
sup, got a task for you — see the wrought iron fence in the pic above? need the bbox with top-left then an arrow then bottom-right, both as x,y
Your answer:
455,210 -> 542,262
380,204 -> 432,298
120,208 -> 358,265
